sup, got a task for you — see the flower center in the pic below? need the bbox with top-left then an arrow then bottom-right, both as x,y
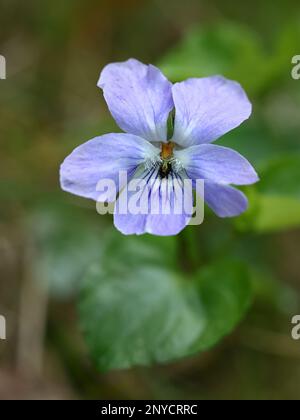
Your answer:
160,142 -> 174,160
144,142 -> 183,178
159,142 -> 175,178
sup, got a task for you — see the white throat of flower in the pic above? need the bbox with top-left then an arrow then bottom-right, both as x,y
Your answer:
144,142 -> 184,177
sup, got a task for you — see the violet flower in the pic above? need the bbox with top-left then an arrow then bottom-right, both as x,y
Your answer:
60,59 -> 258,236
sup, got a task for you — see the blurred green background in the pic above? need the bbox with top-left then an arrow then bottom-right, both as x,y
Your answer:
1,0 -> 300,400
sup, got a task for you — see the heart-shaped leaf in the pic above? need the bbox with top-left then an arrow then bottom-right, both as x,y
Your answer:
79,232 -> 252,371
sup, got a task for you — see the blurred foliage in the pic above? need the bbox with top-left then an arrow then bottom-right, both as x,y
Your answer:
79,232 -> 252,370
237,155 -> 300,232
27,201 -> 106,298
1,0 -> 300,400
160,23 -> 270,95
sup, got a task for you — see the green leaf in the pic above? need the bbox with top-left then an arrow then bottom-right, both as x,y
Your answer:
159,22 -> 269,95
192,261 -> 253,352
236,155 -> 300,232
79,232 -> 252,371
159,21 -> 300,98
218,119 -> 285,169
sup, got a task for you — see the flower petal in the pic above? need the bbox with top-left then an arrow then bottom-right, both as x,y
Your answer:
60,133 -> 159,202
175,144 -> 259,185
146,175 -> 193,236
98,59 -> 174,142
172,76 -> 252,147
114,169 -> 192,236
198,180 -> 248,217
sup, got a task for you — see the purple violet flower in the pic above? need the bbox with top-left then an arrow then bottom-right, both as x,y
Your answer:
60,59 -> 259,236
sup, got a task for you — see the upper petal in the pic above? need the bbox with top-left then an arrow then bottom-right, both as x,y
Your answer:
60,133 -> 159,202
172,76 -> 252,147
175,144 -> 259,185
98,59 -> 174,142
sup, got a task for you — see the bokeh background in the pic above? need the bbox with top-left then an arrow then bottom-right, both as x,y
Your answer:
1,0 -> 300,400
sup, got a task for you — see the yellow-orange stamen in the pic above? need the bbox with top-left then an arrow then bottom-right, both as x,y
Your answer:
161,142 -> 174,160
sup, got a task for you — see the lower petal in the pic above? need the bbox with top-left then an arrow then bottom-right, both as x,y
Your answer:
146,176 -> 193,236
201,180 -> 248,217
114,170 -> 192,236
